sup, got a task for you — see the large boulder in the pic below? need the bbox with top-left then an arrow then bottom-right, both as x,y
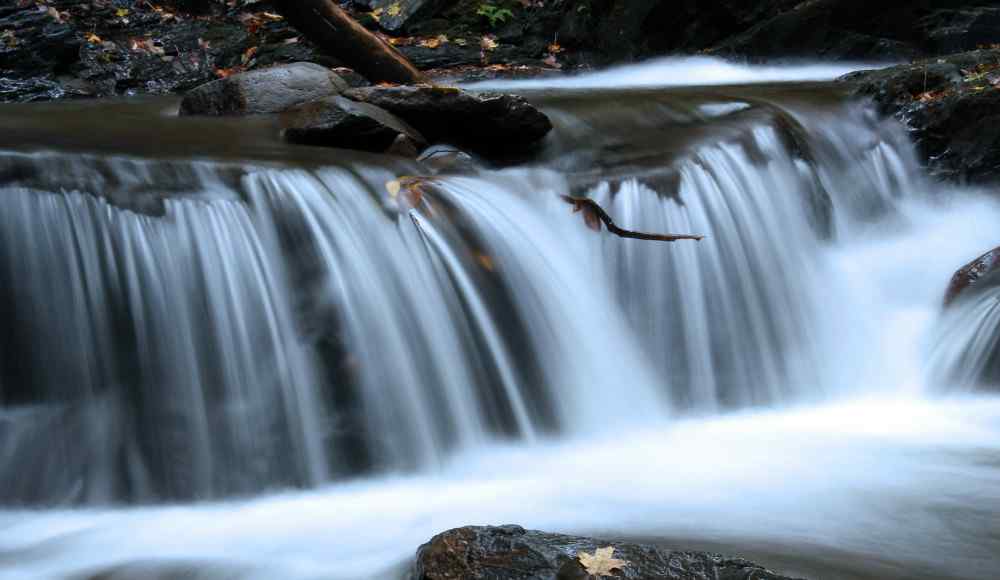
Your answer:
281,95 -> 427,153
413,525 -> 804,580
179,63 -> 349,116
944,246 -> 1000,307
342,86 -> 552,153
842,49 -> 1000,184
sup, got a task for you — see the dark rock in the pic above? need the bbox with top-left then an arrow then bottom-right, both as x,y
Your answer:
945,246 -> 1000,307
386,133 -> 423,158
281,95 -> 427,153
368,0 -> 444,33
413,525 -> 805,580
179,62 -> 349,116
342,86 -> 552,153
331,67 -> 372,89
707,0 -> 1000,62
842,49 -> 1000,184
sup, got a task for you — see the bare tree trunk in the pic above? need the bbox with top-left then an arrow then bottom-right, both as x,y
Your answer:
272,0 -> 427,85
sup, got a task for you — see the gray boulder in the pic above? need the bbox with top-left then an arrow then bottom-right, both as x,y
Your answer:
413,525 -> 804,580
343,85 -> 552,153
281,95 -> 427,154
179,63 -> 349,116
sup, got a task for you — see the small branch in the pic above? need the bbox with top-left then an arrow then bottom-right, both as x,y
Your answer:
560,195 -> 704,242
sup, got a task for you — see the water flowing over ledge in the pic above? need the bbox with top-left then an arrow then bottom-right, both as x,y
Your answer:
1,60 -> 1000,579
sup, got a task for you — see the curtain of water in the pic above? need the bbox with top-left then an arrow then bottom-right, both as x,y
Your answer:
0,98 -> 944,505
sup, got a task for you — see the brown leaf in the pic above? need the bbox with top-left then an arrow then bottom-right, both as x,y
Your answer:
577,547 -> 627,577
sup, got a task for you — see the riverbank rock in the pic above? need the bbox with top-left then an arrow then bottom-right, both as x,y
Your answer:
342,86 -> 552,153
413,525 -> 804,580
945,246 -> 1000,307
842,49 -> 1000,184
179,63 -> 349,116
281,95 -> 427,154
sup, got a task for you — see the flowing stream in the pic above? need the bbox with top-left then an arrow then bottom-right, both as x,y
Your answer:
1,59 -> 999,580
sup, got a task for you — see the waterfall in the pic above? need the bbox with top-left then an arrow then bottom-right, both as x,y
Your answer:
0,83 -> 974,507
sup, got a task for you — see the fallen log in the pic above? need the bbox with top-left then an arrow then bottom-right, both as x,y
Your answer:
271,0 -> 427,85
561,196 -> 704,242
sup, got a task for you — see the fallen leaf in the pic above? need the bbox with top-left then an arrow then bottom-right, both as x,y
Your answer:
386,179 -> 402,198
370,7 -> 383,22
386,176 -> 432,208
261,11 -> 283,21
85,32 -> 102,44
480,35 -> 498,51
577,547 -> 627,578
387,2 -> 402,17
115,7 -> 129,18
476,253 -> 495,271
547,42 -> 563,53
419,35 -> 449,49
242,45 -> 258,64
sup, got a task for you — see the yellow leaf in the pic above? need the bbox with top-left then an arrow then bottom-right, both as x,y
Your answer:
85,32 -> 102,44
577,546 -> 627,578
480,35 -> 498,51
370,7 -> 383,22
386,179 -> 402,198
260,11 -> 283,21
387,2 -> 402,17
116,8 -> 129,18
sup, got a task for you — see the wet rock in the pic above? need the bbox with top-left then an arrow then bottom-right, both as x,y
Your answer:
418,145 -> 478,174
945,246 -> 1000,307
331,67 -> 372,89
707,0 -> 1000,62
367,0 -> 444,33
342,86 -> 552,153
842,49 -> 1000,184
413,525 -> 805,580
0,8 -> 82,78
179,62 -> 350,116
281,95 -> 427,153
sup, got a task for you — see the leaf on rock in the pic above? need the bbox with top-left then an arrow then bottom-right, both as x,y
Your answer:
370,7 -> 383,22
85,32 -> 102,44
115,8 -> 129,18
577,546 -> 627,578
480,35 -> 498,51
387,2 -> 402,17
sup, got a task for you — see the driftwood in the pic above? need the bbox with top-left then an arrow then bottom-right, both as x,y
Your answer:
560,195 -> 704,242
272,0 -> 427,85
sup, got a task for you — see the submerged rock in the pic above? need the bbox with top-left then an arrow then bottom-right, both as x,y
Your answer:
342,85 -> 552,153
945,246 -> 1000,307
843,49 -> 1000,184
281,95 -> 427,153
413,525 -> 804,580
179,62 -> 349,116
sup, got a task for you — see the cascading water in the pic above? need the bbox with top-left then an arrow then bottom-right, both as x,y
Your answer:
2,59 -> 1000,580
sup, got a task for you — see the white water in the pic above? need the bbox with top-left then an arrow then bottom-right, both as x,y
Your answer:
1,60 -> 1000,579
467,56 -> 885,90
